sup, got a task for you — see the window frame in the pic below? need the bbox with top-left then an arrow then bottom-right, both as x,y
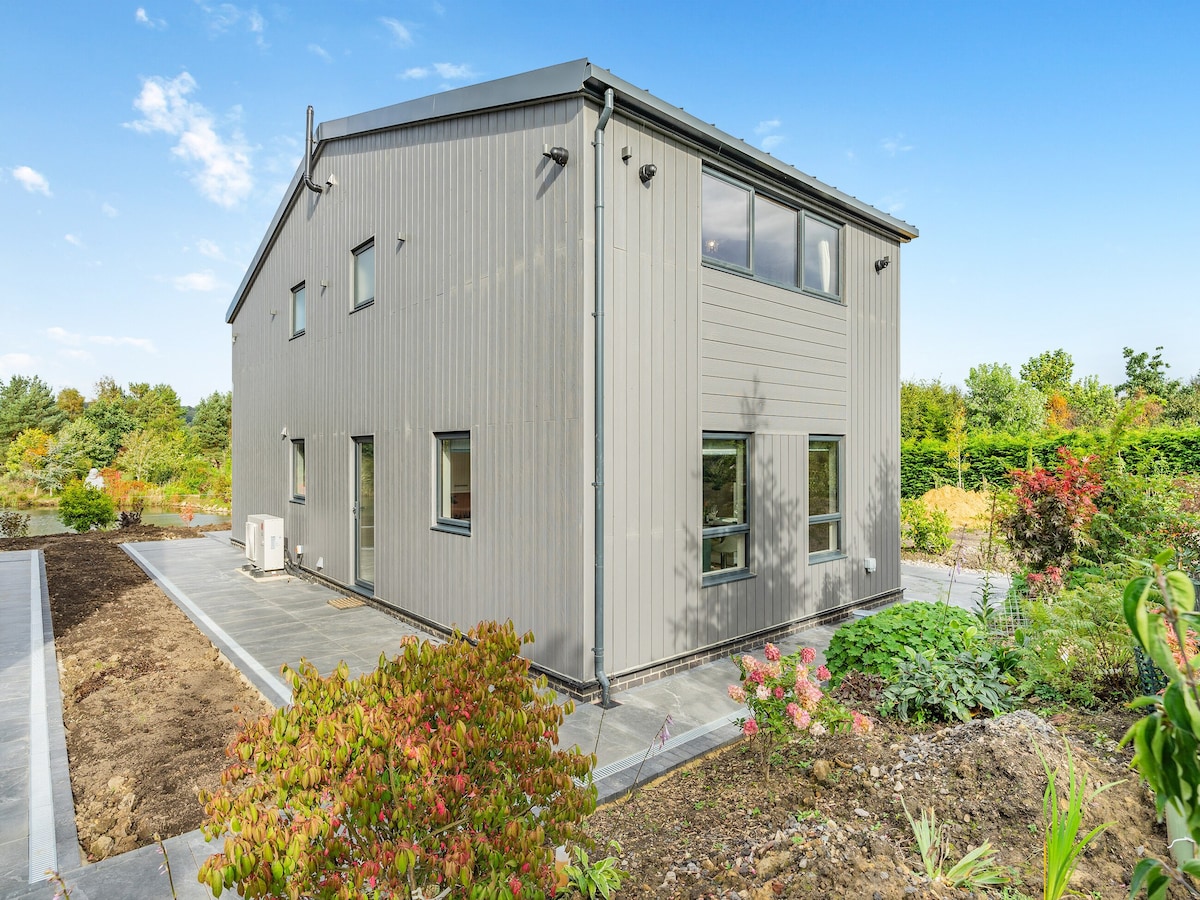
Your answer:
701,166 -> 843,303
352,238 -> 376,311
434,431 -> 471,535
290,439 -> 306,503
290,281 -> 306,338
808,435 -> 845,563
701,432 -> 753,586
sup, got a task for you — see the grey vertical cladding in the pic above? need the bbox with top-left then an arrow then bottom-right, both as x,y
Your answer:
231,98 -> 590,681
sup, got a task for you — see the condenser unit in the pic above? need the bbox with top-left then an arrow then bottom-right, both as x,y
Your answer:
244,514 -> 285,571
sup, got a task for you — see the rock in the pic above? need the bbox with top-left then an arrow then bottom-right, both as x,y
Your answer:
812,759 -> 833,783
89,835 -> 115,860
869,766 -> 881,778
854,808 -> 870,818
107,775 -> 128,793
92,814 -> 116,834
756,851 -> 792,879
118,792 -> 137,811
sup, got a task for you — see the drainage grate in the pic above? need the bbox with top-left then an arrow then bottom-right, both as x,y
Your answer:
591,710 -> 742,782
328,596 -> 365,610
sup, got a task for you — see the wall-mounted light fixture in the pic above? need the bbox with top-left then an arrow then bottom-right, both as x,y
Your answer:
864,556 -> 877,573
320,280 -> 328,288
875,256 -> 891,273
325,174 -> 338,189
639,163 -> 658,184
621,145 -> 633,163
280,427 -> 288,439
396,233 -> 407,244
542,145 -> 569,167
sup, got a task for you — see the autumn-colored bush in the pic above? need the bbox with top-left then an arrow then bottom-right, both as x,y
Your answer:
198,621 -> 596,899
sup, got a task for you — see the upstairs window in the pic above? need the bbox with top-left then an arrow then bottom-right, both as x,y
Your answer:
291,282 -> 306,337
436,433 -> 471,534
808,436 -> 843,561
353,239 -> 375,309
701,168 -> 842,300
702,434 -> 750,582
291,440 -> 306,501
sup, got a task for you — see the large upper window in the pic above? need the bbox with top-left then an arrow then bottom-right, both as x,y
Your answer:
808,436 -> 843,561
353,239 -> 375,309
291,283 -> 306,337
702,169 -> 842,300
702,434 -> 750,581
291,440 -> 306,501
436,433 -> 471,533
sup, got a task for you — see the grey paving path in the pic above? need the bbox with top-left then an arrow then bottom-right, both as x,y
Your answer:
0,534 -> 1008,900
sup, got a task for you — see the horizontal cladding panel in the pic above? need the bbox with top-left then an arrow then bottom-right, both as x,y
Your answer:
703,375 -> 844,408
702,290 -> 847,341
701,320 -> 845,365
702,355 -> 846,392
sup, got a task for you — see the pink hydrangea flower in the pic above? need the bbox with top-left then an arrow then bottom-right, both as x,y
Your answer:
756,684 -> 771,701
786,702 -> 800,718
748,668 -> 765,685
795,678 -> 823,711
773,685 -> 785,700
792,708 -> 811,730
809,722 -> 827,737
795,664 -> 809,683
851,711 -> 874,735
816,665 -> 831,681
801,647 -> 817,665
741,654 -> 757,672
764,642 -> 781,662
743,719 -> 759,737
727,684 -> 747,703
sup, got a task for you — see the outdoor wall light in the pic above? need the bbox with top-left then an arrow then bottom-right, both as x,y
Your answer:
621,145 -> 633,162
396,233 -> 407,244
875,256 -> 891,273
280,427 -> 288,439
316,557 -> 324,570
639,163 -> 658,184
542,145 -> 569,167
325,174 -> 338,189
864,556 -> 877,573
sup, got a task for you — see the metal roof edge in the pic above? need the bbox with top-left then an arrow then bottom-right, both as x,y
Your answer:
226,163 -> 303,323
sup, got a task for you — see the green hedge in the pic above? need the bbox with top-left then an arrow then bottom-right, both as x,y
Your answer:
901,427 -> 1200,498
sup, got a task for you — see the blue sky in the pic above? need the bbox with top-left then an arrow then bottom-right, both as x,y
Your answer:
3,2 -> 1198,405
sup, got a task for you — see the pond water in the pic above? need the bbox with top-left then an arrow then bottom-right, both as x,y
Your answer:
3,506 -> 232,536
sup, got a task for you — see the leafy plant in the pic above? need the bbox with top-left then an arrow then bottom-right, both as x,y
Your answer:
117,496 -> 144,529
1038,741 -> 1118,900
827,670 -> 887,711
825,602 -> 977,683
0,509 -> 30,538
197,621 -> 596,900
563,843 -> 627,900
901,798 -> 1011,889
901,499 -> 953,554
879,648 -> 1014,723
56,481 -> 116,532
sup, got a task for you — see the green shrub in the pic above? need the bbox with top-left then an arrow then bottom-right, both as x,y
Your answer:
57,481 -> 116,532
901,499 -> 953,554
198,621 -> 596,900
879,649 -> 1014,723
1016,576 -> 1136,706
825,602 -> 977,683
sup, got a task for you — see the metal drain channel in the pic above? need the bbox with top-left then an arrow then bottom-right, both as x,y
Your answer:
591,710 -> 742,782
28,550 -> 56,883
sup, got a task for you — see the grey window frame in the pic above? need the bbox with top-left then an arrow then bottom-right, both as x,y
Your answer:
290,281 -> 306,338
434,431 -> 471,536
352,238 -> 375,310
290,439 -> 306,502
701,432 -> 752,586
808,435 -> 845,563
701,165 -> 843,303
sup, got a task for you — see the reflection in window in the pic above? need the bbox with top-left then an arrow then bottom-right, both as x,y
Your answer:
803,215 -> 840,296
291,440 -> 305,500
809,437 -> 842,560
702,434 -> 750,579
353,239 -> 375,308
701,172 -> 750,269
754,195 -> 798,286
291,283 -> 306,337
437,433 -> 471,532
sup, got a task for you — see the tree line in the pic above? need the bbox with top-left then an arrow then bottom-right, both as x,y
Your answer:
0,374 -> 231,505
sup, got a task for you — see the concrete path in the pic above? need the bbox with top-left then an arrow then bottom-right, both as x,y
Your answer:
0,534 -> 1006,900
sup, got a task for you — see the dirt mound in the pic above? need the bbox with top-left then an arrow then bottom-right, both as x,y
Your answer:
588,709 -> 1160,898
919,486 -> 995,530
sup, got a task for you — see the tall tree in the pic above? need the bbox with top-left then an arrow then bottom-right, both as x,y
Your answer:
1065,376 -> 1118,429
964,363 -> 1046,433
1020,349 -> 1074,397
191,391 -> 232,456
127,382 -> 185,435
56,387 -> 85,420
92,375 -> 126,405
900,380 -> 965,442
1118,346 -> 1178,400
81,398 -> 137,465
0,375 -> 67,454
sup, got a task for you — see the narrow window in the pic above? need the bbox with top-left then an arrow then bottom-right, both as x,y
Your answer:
753,195 -> 798,286
291,439 -> 306,501
291,282 -> 306,337
436,433 -> 471,533
353,239 -> 375,309
809,436 -> 843,561
701,171 -> 751,269
702,434 -> 750,581
802,214 -> 841,297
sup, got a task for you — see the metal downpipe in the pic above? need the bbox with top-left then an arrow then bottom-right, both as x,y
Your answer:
593,88 -> 614,707
302,106 -> 323,194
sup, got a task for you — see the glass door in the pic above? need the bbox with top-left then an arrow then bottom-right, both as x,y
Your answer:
354,438 -> 374,589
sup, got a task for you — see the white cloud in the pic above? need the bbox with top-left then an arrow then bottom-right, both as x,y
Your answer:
60,349 -> 93,361
195,238 -> 225,260
89,335 -> 158,353
400,66 -> 430,79
47,326 -> 84,345
12,165 -> 51,196
127,72 -> 253,208
754,119 -> 781,136
845,149 -> 856,162
761,135 -> 784,151
380,17 -> 413,46
196,1 -> 266,44
308,42 -> 331,61
48,326 -> 155,353
433,62 -> 473,80
101,202 -> 119,217
881,134 -> 914,156
172,270 -> 220,291
135,7 -> 167,28
64,234 -> 84,247
0,353 -> 36,375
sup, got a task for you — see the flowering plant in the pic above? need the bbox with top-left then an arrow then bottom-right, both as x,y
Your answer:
728,643 -> 872,775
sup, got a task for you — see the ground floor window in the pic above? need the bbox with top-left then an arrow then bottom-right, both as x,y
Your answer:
436,432 -> 471,533
291,439 -> 305,501
809,436 -> 843,561
702,433 -> 750,582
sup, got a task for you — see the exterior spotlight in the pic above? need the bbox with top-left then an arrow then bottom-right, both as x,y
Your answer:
639,163 -> 658,184
875,256 -> 890,273
543,145 -> 569,166
280,427 -> 288,439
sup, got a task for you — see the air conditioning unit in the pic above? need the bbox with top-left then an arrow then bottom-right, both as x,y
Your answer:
244,514 -> 285,571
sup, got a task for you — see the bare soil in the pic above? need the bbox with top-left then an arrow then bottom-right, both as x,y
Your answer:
2,525 -> 273,862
